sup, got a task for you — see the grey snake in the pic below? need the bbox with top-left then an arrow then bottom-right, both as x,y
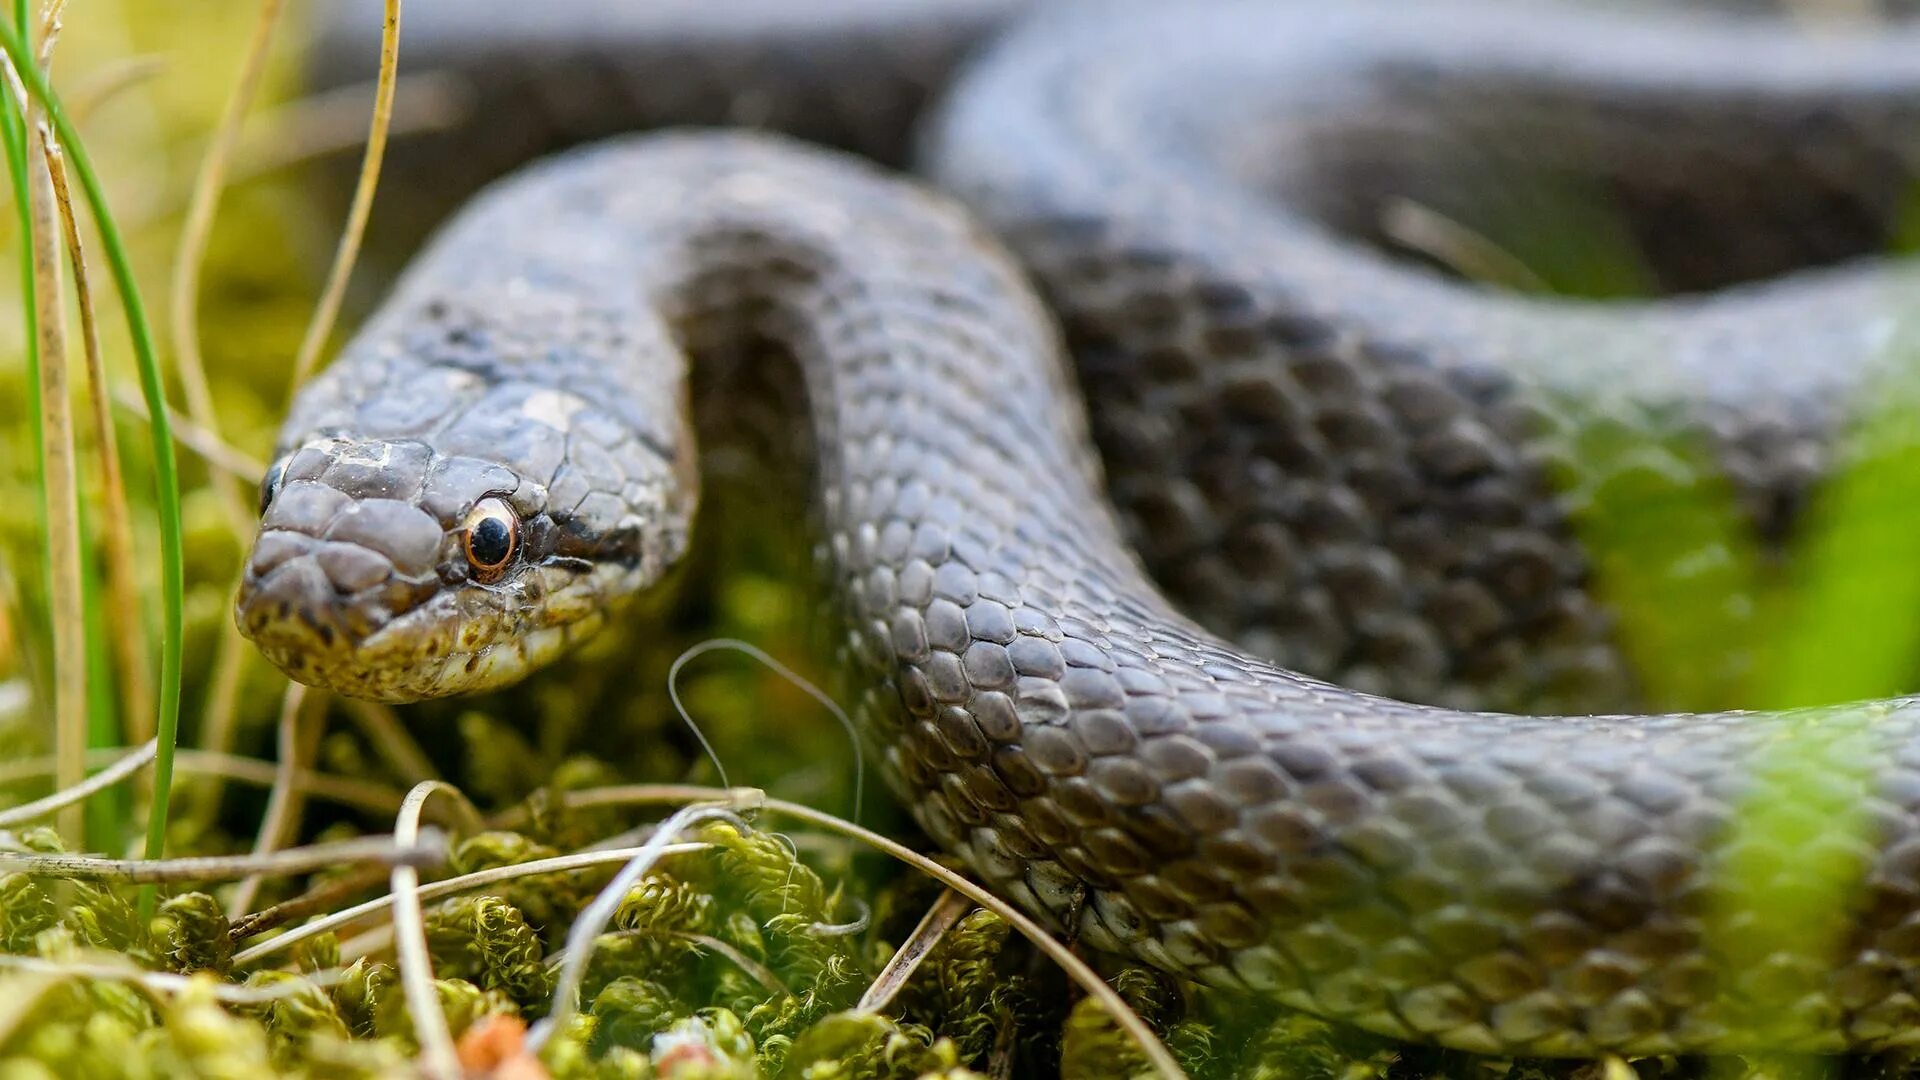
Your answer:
238,0 -> 1920,1056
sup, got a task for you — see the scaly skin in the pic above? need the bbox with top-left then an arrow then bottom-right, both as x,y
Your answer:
247,2 -> 1920,1056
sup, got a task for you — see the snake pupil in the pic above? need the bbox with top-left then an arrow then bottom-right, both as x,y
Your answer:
461,498 -> 520,582
470,517 -> 512,566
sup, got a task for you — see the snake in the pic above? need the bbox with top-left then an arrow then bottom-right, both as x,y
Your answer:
239,0 -> 1920,1058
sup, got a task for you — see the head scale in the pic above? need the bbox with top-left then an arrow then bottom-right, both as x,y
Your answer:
236,349 -> 690,702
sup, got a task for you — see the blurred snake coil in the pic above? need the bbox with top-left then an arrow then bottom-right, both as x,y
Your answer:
235,0 -> 1920,1057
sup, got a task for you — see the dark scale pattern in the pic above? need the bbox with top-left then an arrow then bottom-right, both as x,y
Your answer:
922,1 -> 1920,713
245,131 -> 1920,1055
248,0 -> 1920,1058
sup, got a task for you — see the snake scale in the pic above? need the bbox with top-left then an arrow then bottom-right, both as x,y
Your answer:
237,0 -> 1920,1057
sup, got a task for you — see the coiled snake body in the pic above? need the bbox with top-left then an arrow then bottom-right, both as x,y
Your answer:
242,0 -> 1920,1056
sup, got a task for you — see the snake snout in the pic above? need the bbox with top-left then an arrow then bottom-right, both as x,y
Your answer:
236,447 -> 460,699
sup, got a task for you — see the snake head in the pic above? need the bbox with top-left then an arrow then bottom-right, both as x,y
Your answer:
236,359 -> 692,701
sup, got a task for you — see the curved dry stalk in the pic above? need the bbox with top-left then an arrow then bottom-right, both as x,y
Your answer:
286,0 -> 401,393
230,840 -> 712,968
549,785 -> 1188,1079
44,133 -> 153,743
0,738 -> 154,828
167,0 -> 286,541
228,682 -> 322,917
0,746 -> 406,814
390,780 -> 482,1080
670,638 -> 863,824
0,828 -> 443,882
527,800 -> 762,1054
857,888 -> 970,1013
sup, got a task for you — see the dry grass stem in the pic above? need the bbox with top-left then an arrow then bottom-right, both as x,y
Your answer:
228,681 -> 321,917
233,68 -> 465,178
110,384 -> 266,481
550,786 -> 1188,1079
44,134 -> 153,742
530,801 -> 762,1054
22,111 -> 85,843
0,828 -> 444,882
168,0 -> 286,541
0,746 -> 406,814
286,0 -> 401,393
389,781 -> 481,1080
231,841 -> 711,968
342,698 -> 439,784
0,738 -> 154,828
227,863 -> 396,943
857,887 -> 971,1013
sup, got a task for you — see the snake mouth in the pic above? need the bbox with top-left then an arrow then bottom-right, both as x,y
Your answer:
236,489 -> 623,701
235,525 -> 451,700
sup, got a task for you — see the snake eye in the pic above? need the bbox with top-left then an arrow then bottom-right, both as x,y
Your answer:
258,460 -> 285,517
460,497 -> 519,583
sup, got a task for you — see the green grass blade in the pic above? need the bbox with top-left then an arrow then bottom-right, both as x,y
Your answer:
0,21 -> 185,874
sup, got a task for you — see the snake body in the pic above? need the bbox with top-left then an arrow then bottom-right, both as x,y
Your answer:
245,1 -> 1920,1056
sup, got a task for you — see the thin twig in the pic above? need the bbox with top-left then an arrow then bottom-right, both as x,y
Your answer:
0,829 -> 444,882
168,0 -> 286,541
229,864 -> 391,944
228,682 -> 321,917
44,133 -> 153,743
390,781 -> 482,1080
0,738 -> 154,828
287,0 -> 401,392
231,840 -> 711,967
857,888 -> 972,1013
